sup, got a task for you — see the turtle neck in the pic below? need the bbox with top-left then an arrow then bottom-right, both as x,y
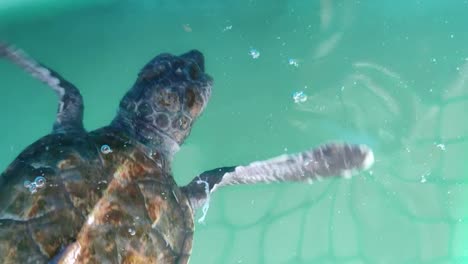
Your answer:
107,116 -> 180,161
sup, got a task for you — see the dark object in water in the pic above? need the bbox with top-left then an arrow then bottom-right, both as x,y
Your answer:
0,42 -> 374,263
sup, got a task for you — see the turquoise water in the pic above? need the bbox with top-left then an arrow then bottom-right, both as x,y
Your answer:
1,1 -> 467,263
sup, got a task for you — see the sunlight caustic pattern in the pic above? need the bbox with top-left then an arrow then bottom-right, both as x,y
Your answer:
199,61 -> 468,264
280,60 -> 468,263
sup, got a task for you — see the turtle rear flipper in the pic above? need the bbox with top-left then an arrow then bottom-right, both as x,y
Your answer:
0,42 -> 84,133
182,142 -> 375,212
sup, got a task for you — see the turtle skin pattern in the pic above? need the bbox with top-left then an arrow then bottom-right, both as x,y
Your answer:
0,49 -> 210,263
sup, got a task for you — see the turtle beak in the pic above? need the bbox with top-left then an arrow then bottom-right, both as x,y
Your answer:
180,50 -> 205,72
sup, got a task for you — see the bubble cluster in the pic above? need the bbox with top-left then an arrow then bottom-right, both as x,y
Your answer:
292,91 -> 308,103
222,25 -> 233,32
288,58 -> 299,67
435,143 -> 446,151
128,228 -> 136,236
23,176 -> 47,194
100,144 -> 113,154
249,48 -> 260,59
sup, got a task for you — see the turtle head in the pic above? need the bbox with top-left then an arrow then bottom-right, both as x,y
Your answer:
112,50 -> 212,153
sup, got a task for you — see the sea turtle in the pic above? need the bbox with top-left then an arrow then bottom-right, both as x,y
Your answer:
0,42 -> 374,264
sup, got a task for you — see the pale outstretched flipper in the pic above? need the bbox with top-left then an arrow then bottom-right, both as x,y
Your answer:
182,142 -> 374,211
0,42 -> 84,133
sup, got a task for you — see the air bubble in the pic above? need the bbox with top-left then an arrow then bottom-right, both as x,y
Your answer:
421,171 -> 430,183
249,48 -> 260,59
24,176 -> 47,194
420,176 -> 427,183
35,176 -> 46,188
24,180 -> 32,188
292,91 -> 308,103
100,144 -> 113,154
222,25 -> 233,32
182,24 -> 192,32
288,58 -> 299,67
435,143 -> 446,151
128,228 -> 136,236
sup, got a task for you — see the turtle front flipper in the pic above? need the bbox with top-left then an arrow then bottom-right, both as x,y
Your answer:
0,42 -> 84,133
182,142 -> 375,212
